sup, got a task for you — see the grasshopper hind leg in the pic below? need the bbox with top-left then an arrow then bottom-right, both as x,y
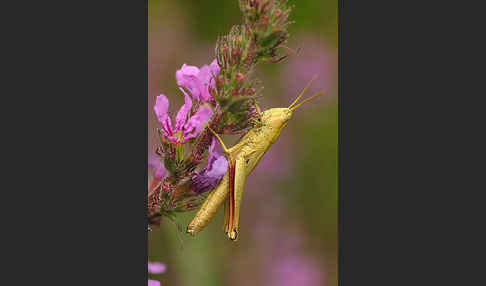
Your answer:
223,197 -> 229,233
223,197 -> 239,241
223,200 -> 239,241
222,156 -> 246,241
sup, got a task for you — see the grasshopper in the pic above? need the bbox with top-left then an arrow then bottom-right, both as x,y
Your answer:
186,77 -> 322,241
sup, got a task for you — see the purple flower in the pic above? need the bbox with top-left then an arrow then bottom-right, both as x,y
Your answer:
191,136 -> 228,193
154,91 -> 212,144
148,279 -> 161,286
148,261 -> 166,274
176,59 -> 220,102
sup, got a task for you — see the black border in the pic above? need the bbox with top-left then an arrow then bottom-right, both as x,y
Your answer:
11,1 -> 149,285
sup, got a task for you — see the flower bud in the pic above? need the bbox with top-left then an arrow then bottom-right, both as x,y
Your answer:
235,72 -> 245,81
261,1 -> 271,13
217,75 -> 225,87
260,15 -> 268,26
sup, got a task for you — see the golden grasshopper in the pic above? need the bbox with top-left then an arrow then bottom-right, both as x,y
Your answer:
187,77 -> 322,241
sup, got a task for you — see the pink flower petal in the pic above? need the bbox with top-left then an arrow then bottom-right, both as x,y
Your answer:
209,59 -> 220,77
154,94 -> 173,137
176,64 -> 202,101
176,64 -> 199,79
175,60 -> 220,102
174,88 -> 193,131
183,106 -> 212,141
154,94 -> 169,120
197,65 -> 212,102
197,59 -> 220,102
198,65 -> 211,84
148,261 -> 166,274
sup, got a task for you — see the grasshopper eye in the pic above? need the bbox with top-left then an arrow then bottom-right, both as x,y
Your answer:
252,116 -> 262,126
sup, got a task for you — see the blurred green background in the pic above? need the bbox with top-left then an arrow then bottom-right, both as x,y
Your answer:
148,0 -> 337,285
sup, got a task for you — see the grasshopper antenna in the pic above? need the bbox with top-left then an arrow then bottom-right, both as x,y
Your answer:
288,75 -> 317,109
290,90 -> 324,111
253,99 -> 263,118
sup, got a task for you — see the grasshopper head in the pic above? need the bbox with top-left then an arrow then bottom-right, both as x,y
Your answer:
261,108 -> 293,129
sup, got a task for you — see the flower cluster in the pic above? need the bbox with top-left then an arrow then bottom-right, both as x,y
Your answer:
176,59 -> 220,103
154,92 -> 212,144
211,0 -> 293,133
148,61 -> 229,220
148,0 -> 294,228
238,0 -> 293,62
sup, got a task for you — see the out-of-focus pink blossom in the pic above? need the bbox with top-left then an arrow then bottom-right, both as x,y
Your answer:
148,261 -> 166,274
148,156 -> 167,193
148,156 -> 167,180
191,136 -> 228,193
249,199 -> 325,286
154,91 -> 212,144
176,59 -> 220,102
283,36 -> 336,100
148,279 -> 161,286
269,256 -> 323,286
147,261 -> 165,286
